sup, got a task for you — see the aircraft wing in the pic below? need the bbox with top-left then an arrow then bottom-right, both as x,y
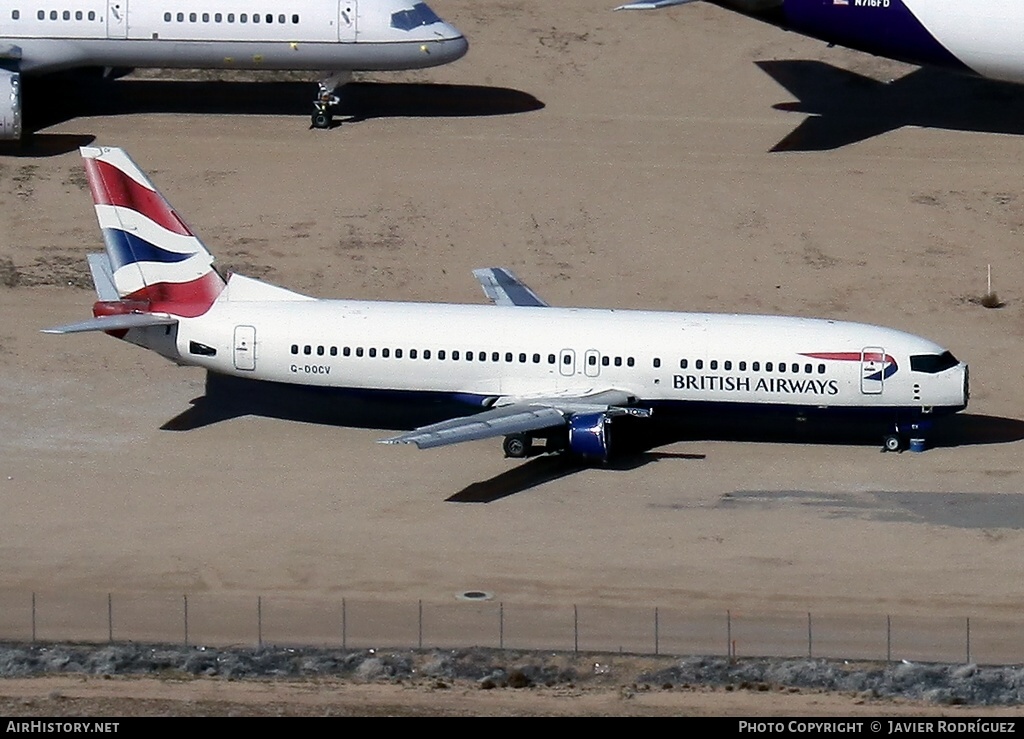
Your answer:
473,268 -> 549,307
614,0 -> 698,10
379,389 -> 648,450
379,405 -> 567,449
42,313 -> 178,334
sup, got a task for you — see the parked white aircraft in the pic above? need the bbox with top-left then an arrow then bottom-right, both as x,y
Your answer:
617,1 -> 1024,87
45,147 -> 969,459
0,1 -> 468,137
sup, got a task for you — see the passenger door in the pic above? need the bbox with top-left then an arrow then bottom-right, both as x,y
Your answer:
860,346 -> 885,395
339,1 -> 357,42
233,325 -> 257,371
106,0 -> 128,38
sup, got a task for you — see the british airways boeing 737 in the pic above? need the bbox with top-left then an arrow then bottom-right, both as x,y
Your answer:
45,147 -> 969,460
617,1 -> 1024,87
0,1 -> 468,138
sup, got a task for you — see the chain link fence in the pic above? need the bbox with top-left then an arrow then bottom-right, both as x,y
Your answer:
0,591 -> 1014,665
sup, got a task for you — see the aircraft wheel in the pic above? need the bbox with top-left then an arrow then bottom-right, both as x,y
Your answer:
883,434 -> 902,453
311,111 -> 332,129
503,434 -> 529,458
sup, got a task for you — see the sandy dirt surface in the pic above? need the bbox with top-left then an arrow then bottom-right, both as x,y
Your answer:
2,674 -> 1023,717
3,0 -> 1024,715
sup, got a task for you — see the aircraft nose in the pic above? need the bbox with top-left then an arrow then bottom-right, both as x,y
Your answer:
435,26 -> 469,62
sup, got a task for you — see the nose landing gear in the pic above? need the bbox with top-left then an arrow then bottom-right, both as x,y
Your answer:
882,421 -> 932,453
310,72 -> 351,130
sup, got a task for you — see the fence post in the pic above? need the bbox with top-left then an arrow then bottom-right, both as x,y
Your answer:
499,602 -> 504,650
654,607 -> 659,656
807,612 -> 812,658
886,615 -> 891,663
418,600 -> 423,650
574,604 -> 578,654
342,598 -> 347,650
31,592 -> 35,644
727,610 -> 732,660
107,593 -> 113,643
257,596 -> 262,649
183,594 -> 188,648
966,617 -> 971,664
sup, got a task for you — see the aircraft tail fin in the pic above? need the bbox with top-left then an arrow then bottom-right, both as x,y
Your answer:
80,146 -> 225,317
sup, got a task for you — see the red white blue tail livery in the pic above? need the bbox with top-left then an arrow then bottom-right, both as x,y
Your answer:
83,146 -> 225,317
46,148 -> 970,460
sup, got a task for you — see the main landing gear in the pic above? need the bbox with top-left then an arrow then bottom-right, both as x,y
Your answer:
502,433 -> 530,459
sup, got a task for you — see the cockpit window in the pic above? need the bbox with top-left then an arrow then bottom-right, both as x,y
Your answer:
910,351 -> 959,374
391,3 -> 442,31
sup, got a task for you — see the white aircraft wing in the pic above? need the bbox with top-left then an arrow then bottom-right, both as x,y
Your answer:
42,313 -> 178,334
379,405 -> 567,450
379,389 -> 649,450
614,0 -> 698,9
473,268 -> 549,307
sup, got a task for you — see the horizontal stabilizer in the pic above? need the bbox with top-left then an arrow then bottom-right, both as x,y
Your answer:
379,406 -> 566,449
87,253 -> 119,301
42,312 -> 178,335
473,268 -> 549,307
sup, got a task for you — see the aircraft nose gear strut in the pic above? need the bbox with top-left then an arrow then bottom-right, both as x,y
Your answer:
312,83 -> 339,129
311,73 -> 351,130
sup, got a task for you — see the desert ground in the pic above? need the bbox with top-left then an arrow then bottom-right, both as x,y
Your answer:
3,0 -> 1024,715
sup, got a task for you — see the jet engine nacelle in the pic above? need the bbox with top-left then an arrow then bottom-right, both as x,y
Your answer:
0,69 -> 22,141
568,412 -> 612,462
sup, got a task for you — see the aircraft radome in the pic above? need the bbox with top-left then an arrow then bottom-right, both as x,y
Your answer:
0,1 -> 468,138
45,147 -> 970,461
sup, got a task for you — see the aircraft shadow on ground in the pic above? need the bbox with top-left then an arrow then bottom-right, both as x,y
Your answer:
756,60 -> 1024,151
163,374 -> 1024,496
0,133 -> 97,158
21,75 -> 544,138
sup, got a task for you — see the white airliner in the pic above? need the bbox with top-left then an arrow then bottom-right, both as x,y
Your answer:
617,1 -> 1024,87
45,147 -> 969,459
0,1 -> 468,138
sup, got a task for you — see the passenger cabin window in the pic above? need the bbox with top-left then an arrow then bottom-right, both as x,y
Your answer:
12,10 -> 19,20
910,351 -> 959,374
